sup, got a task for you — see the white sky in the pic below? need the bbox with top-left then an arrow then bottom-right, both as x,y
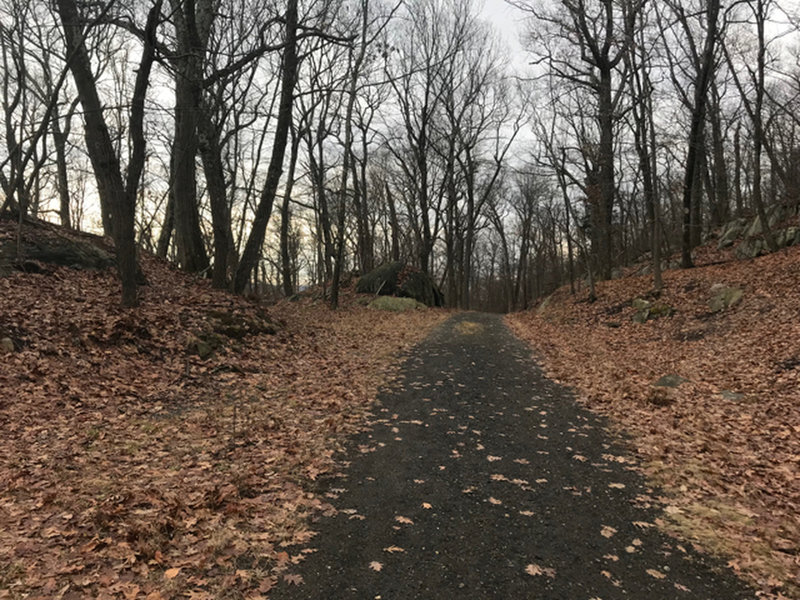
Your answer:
480,0 -> 531,71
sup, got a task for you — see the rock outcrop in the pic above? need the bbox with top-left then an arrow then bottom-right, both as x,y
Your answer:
357,262 -> 444,307
715,203 -> 800,258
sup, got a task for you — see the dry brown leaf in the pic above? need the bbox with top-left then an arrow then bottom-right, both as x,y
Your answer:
284,574 -> 303,586
600,525 -> 617,538
525,563 -> 556,578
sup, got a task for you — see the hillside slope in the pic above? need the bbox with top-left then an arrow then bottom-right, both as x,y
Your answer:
0,219 -> 446,599
508,245 -> 800,599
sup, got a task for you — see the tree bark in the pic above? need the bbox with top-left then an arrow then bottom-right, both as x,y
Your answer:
170,0 -> 210,274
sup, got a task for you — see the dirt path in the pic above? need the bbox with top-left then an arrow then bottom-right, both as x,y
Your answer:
269,313 -> 754,599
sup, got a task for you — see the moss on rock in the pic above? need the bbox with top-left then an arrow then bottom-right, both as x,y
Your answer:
369,296 -> 427,312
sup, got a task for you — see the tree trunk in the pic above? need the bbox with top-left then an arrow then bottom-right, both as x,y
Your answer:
385,182 -> 400,263
52,107 -> 72,228
681,0 -> 720,269
196,102 -> 234,288
597,67 -> 615,279
233,0 -> 298,294
170,0 -> 210,274
331,0 -> 370,309
734,123 -> 743,216
56,0 -> 160,306
281,128 -> 300,297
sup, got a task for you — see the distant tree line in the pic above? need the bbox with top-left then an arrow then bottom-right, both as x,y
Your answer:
1,0 -> 798,310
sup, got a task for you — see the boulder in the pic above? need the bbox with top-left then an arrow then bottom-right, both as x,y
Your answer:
357,262 -> 444,307
631,298 -> 674,323
1,221 -> 115,275
536,293 -> 555,315
767,203 -> 788,227
744,215 -> 763,238
717,219 -> 746,249
398,268 -> 444,307
653,374 -> 688,388
720,390 -> 745,402
356,262 -> 403,296
743,204 -> 792,239
735,238 -> 766,259
709,285 -> 743,313
186,333 -> 222,359
776,227 -> 799,248
0,337 -> 14,354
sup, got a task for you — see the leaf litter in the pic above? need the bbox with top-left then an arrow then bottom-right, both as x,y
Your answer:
0,244 -> 446,599
507,244 -> 800,599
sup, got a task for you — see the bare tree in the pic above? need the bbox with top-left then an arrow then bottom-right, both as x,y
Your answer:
516,0 -> 645,279
724,0 -> 779,252
55,0 -> 162,306
233,0 -> 298,294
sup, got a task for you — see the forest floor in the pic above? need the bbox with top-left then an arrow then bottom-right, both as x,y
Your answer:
508,243 -> 800,599
0,227 -> 447,600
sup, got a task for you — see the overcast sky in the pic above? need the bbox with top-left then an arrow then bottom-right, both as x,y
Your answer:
480,0 -> 533,74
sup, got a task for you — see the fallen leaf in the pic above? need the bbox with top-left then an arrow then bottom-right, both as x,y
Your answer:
369,561 -> 383,572
525,564 -> 543,576
383,546 -> 405,553
601,525 -> 617,538
284,574 -> 303,585
646,569 -> 666,580
525,563 -> 556,578
164,567 -> 181,580
394,516 -> 414,525
674,583 -> 691,592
